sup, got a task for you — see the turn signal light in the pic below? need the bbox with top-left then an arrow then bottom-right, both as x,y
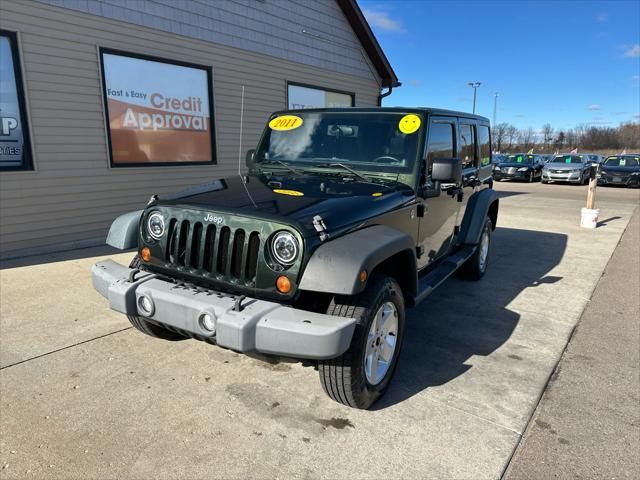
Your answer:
141,247 -> 151,262
276,275 -> 292,294
359,269 -> 368,283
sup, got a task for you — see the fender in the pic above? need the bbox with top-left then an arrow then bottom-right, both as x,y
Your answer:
457,188 -> 499,246
106,210 -> 143,250
298,225 -> 417,296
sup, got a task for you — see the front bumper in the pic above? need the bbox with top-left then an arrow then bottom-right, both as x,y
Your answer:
542,170 -> 583,183
493,170 -> 529,180
598,174 -> 639,187
91,260 -> 356,359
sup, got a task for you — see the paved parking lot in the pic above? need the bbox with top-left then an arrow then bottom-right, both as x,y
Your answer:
1,181 -> 638,479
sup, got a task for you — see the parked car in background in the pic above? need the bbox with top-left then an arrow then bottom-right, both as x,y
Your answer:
541,154 -> 592,184
541,154 -> 554,164
493,153 -> 544,182
491,154 -> 508,165
598,155 -> 640,188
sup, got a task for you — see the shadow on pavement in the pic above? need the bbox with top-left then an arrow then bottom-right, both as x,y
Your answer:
373,226 -> 568,410
495,190 -> 530,199
596,216 -> 622,228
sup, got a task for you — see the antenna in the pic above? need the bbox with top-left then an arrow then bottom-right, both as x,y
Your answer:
238,85 -> 245,177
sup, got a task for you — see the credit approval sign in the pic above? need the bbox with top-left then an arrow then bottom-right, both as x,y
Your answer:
100,49 -> 214,166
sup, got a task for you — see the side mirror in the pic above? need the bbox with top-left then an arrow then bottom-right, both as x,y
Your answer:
431,157 -> 462,184
245,149 -> 256,169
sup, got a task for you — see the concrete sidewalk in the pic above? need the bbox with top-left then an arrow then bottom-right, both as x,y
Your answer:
505,209 -> 640,479
0,183 -> 638,479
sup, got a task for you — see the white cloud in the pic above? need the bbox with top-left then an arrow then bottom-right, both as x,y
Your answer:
633,113 -> 640,119
596,13 -> 608,22
633,75 -> 640,81
624,44 -> 640,57
587,104 -> 601,111
408,79 -> 422,87
363,9 -> 405,33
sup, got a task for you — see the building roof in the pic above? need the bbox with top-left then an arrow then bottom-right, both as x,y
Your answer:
336,0 -> 400,88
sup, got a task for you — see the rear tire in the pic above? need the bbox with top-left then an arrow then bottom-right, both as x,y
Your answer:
127,255 -> 186,341
459,217 -> 492,280
318,274 -> 405,409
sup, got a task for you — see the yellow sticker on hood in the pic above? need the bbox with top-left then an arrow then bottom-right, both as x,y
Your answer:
273,189 -> 304,196
398,114 -> 421,134
269,115 -> 303,131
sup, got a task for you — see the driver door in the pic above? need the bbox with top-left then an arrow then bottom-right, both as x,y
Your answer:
416,116 -> 462,270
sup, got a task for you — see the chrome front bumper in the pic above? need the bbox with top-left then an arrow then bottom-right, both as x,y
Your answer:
91,260 -> 356,359
542,170 -> 582,183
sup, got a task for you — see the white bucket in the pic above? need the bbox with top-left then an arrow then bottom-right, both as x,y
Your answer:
580,208 -> 599,229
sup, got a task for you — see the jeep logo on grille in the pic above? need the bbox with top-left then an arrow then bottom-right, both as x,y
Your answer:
204,213 -> 225,225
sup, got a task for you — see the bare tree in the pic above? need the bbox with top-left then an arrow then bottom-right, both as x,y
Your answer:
518,127 -> 535,151
542,123 -> 554,150
493,123 -> 509,152
506,124 -> 518,151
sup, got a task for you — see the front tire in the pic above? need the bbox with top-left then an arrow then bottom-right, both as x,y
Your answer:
459,217 -> 492,280
318,274 -> 405,409
127,255 -> 186,341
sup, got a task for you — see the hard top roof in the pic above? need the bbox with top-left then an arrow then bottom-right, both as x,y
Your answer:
274,107 -> 490,123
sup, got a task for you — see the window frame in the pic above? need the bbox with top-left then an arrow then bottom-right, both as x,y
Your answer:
0,29 -> 34,172
286,81 -> 355,109
99,47 -> 216,168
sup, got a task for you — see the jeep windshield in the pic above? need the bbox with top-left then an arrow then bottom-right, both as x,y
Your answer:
255,112 -> 422,178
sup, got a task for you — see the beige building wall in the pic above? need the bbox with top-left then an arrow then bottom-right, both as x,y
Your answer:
0,1 -> 382,257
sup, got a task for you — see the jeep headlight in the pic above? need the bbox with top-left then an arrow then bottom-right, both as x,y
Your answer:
494,166 -> 501,171
517,167 -> 529,172
147,212 -> 165,239
271,231 -> 299,265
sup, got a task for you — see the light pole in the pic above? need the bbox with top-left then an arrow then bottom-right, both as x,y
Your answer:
492,92 -> 499,126
468,82 -> 481,114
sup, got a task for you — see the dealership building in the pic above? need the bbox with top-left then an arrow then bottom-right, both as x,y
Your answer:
0,0 -> 399,258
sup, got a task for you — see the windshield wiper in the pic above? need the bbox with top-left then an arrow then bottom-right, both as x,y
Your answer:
313,162 -> 372,183
258,160 -> 302,175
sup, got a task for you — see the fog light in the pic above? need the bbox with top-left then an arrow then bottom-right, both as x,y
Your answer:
138,295 -> 154,316
276,275 -> 291,294
199,312 -> 216,333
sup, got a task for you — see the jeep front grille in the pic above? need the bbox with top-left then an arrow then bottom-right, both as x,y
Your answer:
165,219 -> 261,284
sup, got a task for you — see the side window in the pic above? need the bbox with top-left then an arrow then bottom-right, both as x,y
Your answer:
425,121 -> 455,180
459,124 -> 476,169
478,125 -> 491,166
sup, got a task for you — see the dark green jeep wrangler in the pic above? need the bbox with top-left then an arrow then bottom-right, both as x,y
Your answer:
92,108 -> 498,409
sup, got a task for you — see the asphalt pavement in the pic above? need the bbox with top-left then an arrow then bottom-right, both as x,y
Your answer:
0,181 -> 638,479
504,207 -> 639,479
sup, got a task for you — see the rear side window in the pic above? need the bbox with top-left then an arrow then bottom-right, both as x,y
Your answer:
478,126 -> 491,165
425,122 -> 455,173
459,124 -> 476,169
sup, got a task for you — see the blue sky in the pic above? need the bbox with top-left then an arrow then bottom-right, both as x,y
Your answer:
360,0 -> 640,132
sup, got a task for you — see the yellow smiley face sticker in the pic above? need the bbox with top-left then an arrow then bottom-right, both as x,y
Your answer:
398,114 -> 421,134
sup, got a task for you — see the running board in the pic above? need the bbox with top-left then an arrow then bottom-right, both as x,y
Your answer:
414,246 -> 476,305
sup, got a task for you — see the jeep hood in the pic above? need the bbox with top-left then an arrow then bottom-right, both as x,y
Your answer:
156,174 -> 415,238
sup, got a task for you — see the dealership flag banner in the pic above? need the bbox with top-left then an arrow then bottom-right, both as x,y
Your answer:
102,52 -> 212,164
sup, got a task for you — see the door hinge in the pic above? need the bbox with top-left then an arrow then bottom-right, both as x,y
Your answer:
417,204 -> 425,217
416,245 -> 424,258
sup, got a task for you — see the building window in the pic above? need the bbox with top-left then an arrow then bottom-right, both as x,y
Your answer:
0,30 -> 33,171
287,82 -> 354,109
99,48 -> 215,167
